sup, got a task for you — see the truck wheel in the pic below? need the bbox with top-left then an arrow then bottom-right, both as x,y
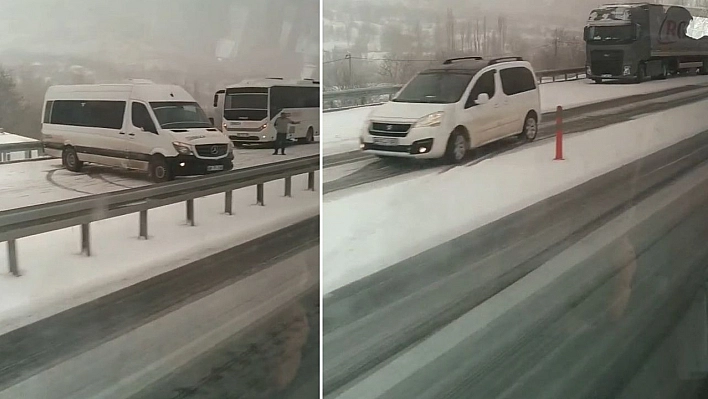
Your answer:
656,63 -> 668,80
149,155 -> 173,183
62,146 -> 84,172
593,78 -> 602,84
634,64 -> 646,84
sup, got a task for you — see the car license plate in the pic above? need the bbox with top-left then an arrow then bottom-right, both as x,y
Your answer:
236,133 -> 249,137
373,137 -> 399,146
602,74 -> 612,78
207,165 -> 224,172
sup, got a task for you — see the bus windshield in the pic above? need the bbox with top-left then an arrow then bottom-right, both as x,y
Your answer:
149,101 -> 212,129
224,88 -> 269,121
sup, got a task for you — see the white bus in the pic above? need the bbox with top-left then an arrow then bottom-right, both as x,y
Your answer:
213,78 -> 319,146
42,81 -> 234,182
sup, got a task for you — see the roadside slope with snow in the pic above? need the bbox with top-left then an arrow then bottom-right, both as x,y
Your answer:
322,76 -> 708,156
0,173 -> 319,334
322,98 -> 708,294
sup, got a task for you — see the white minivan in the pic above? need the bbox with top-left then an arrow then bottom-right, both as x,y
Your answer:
360,57 -> 541,163
42,81 -> 234,182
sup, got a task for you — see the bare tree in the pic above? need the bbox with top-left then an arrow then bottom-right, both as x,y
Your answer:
378,53 -> 418,84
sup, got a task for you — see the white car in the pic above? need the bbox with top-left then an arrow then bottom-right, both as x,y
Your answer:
42,81 -> 234,182
360,57 -> 541,164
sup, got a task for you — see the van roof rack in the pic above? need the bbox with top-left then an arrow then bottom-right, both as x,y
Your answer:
442,56 -> 483,65
487,56 -> 523,65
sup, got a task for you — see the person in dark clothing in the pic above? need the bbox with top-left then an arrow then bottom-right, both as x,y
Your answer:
273,112 -> 299,155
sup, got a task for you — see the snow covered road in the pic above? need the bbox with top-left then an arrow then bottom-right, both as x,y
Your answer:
0,143 -> 319,211
322,75 -> 708,157
322,96 -> 708,294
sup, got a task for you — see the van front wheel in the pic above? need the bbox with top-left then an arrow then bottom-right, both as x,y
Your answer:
149,156 -> 173,183
444,130 -> 468,164
62,147 -> 83,172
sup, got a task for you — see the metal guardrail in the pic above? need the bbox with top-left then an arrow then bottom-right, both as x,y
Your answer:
323,67 -> 586,112
0,155 -> 319,276
0,141 -> 45,163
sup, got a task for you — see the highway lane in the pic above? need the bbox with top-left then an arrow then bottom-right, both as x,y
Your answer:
0,217 -> 318,398
322,129 -> 708,396
322,83 -> 708,194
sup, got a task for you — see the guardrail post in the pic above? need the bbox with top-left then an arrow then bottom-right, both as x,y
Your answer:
139,210 -> 148,239
186,199 -> 195,226
257,184 -> 265,206
284,177 -> 292,197
81,223 -> 91,256
307,172 -> 315,191
7,240 -> 19,277
225,191 -> 233,215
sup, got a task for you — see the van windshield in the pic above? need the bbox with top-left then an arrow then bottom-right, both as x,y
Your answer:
149,101 -> 212,129
393,72 -> 474,104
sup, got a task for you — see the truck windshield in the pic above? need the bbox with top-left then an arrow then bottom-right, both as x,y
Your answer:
149,101 -> 212,129
393,72 -> 474,104
586,25 -> 635,43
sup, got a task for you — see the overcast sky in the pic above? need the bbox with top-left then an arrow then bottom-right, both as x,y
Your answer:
0,0 -> 318,78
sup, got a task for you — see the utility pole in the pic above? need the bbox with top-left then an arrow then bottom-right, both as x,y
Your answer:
554,29 -> 559,67
345,53 -> 352,88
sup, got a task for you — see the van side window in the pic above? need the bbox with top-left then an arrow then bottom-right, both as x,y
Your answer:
132,102 -> 157,133
43,101 -> 53,123
50,100 -> 125,129
500,67 -> 536,96
466,70 -> 496,108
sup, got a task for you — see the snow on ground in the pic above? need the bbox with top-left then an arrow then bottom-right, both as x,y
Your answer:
0,132 -> 37,144
0,172 -> 319,334
0,143 -> 319,211
322,76 -> 708,156
322,98 -> 708,294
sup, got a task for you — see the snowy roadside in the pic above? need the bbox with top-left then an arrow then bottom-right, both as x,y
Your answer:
322,98 -> 708,294
0,144 -> 319,211
322,76 -> 708,157
0,172 -> 319,335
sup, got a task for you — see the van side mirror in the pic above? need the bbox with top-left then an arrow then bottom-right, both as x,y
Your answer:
138,120 -> 157,134
635,24 -> 641,40
209,117 -> 215,127
213,90 -> 225,107
583,26 -> 590,41
475,93 -> 490,105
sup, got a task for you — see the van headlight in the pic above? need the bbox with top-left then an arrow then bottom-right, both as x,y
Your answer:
414,111 -> 444,128
172,141 -> 193,155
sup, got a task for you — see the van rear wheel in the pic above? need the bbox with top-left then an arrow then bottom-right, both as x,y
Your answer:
149,155 -> 173,183
62,147 -> 83,172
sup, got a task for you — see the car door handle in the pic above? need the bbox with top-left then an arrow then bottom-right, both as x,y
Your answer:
119,131 -> 126,135
128,133 -> 135,136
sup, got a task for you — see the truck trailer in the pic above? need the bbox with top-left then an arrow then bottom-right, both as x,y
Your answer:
584,3 -> 708,83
